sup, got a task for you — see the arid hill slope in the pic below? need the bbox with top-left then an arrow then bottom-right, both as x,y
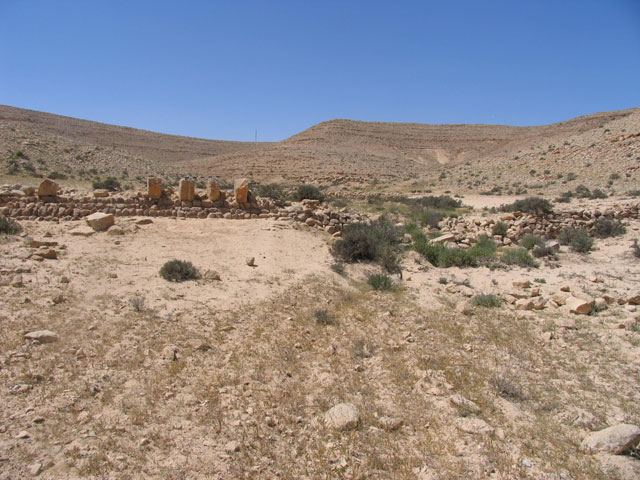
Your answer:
1,104 -> 639,192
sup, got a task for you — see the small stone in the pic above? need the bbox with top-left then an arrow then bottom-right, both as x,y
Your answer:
323,403 -> 360,431
16,430 -> 30,439
513,279 -> 531,289
24,330 -> 58,343
455,417 -> 494,435
246,257 -> 255,267
106,226 -> 125,236
37,179 -> 59,196
581,424 -> 640,454
560,285 -> 571,292
378,416 -> 403,431
224,441 -> 241,453
29,462 -> 42,476
449,394 -> 481,414
455,299 -> 474,315
515,298 -> 534,310
135,218 -> 153,225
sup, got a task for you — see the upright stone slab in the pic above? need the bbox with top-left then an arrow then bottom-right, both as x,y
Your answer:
147,177 -> 163,199
178,178 -> 195,201
234,178 -> 249,203
206,179 -> 221,201
37,179 -> 60,197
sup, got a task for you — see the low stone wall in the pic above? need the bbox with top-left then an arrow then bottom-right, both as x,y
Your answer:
0,189 -> 364,235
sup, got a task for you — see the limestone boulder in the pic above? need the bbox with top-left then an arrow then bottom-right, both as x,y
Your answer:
24,330 -> 58,343
581,424 -> 640,454
234,178 -> 249,203
86,212 -> 115,232
566,296 -> 592,315
37,179 -> 59,197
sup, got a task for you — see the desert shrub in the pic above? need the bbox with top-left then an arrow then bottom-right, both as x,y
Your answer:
499,197 -> 553,214
592,218 -> 626,238
632,239 -> 640,259
398,195 -> 461,210
129,293 -> 147,313
331,216 -> 401,272
314,309 -> 337,326
417,208 -> 444,229
412,233 -> 496,268
575,185 -> 592,198
0,216 -> 22,234
555,191 -> 573,203
330,262 -> 346,275
159,259 -> 200,282
292,184 -> 324,202
472,294 -> 501,308
501,247 -> 539,268
532,245 -> 555,258
519,234 -> 545,250
367,273 -> 393,291
255,183 -> 286,202
590,189 -> 607,199
558,228 -> 593,253
492,221 -> 509,236
48,171 -> 67,180
93,177 -> 121,191
328,197 -> 348,208
626,190 -> 640,197
566,172 -> 577,181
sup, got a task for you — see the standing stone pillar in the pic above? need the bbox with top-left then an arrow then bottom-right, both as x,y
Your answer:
179,178 -> 195,201
234,178 -> 249,203
147,177 -> 163,199
206,178 -> 221,201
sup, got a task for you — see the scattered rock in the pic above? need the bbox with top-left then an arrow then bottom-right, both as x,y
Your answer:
513,279 -> 531,289
455,417 -> 494,435
24,330 -> 58,343
135,218 -> 153,225
455,299 -> 474,315
29,462 -> 42,476
86,212 -> 115,231
224,441 -> 241,453
246,257 -> 255,266
566,296 -> 592,315
69,226 -> 95,237
323,403 -> 360,431
515,298 -> 534,310
106,226 -> 125,236
378,416 -> 403,431
581,424 -> 640,454
449,394 -> 481,414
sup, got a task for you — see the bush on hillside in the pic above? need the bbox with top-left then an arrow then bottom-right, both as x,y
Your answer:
519,234 -> 545,250
292,184 -> 324,202
592,218 -> 626,238
93,177 -> 121,191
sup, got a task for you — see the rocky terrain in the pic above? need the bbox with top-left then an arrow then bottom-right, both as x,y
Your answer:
1,106 -> 640,479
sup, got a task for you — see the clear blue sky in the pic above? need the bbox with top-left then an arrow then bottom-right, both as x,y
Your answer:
1,1 -> 639,142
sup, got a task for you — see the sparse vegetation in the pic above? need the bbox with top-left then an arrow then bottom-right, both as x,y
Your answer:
472,294 -> 501,308
532,245 -> 556,258
92,176 -> 121,191
254,183 -> 286,202
592,217 -> 626,238
159,259 -> 200,282
331,216 -> 401,272
412,233 -> 497,268
558,228 -> 594,253
500,197 -> 553,214
633,239 -> 640,259
292,184 -> 324,202
0,216 -> 22,234
314,309 -> 336,326
519,234 -> 545,250
501,247 -> 539,268
128,293 -> 147,313
367,273 -> 394,291
492,221 -> 508,236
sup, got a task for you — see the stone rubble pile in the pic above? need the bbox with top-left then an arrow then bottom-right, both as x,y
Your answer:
434,206 -> 639,248
0,178 -> 365,236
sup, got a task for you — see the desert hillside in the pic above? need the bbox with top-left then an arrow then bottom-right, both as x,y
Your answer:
1,105 -> 639,194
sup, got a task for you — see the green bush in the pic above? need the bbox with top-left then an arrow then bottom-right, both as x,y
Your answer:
558,228 -> 593,253
368,273 -> 393,291
492,221 -> 509,236
592,218 -> 626,238
93,177 -> 121,191
590,189 -> 607,199
292,184 -> 324,202
331,216 -> 401,272
632,239 -> 640,259
501,247 -> 539,268
0,216 -> 22,234
500,197 -> 553,214
472,294 -> 501,308
418,208 -> 444,229
519,234 -> 545,250
159,259 -> 200,282
412,233 -> 497,268
314,309 -> 336,326
255,183 -> 286,202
